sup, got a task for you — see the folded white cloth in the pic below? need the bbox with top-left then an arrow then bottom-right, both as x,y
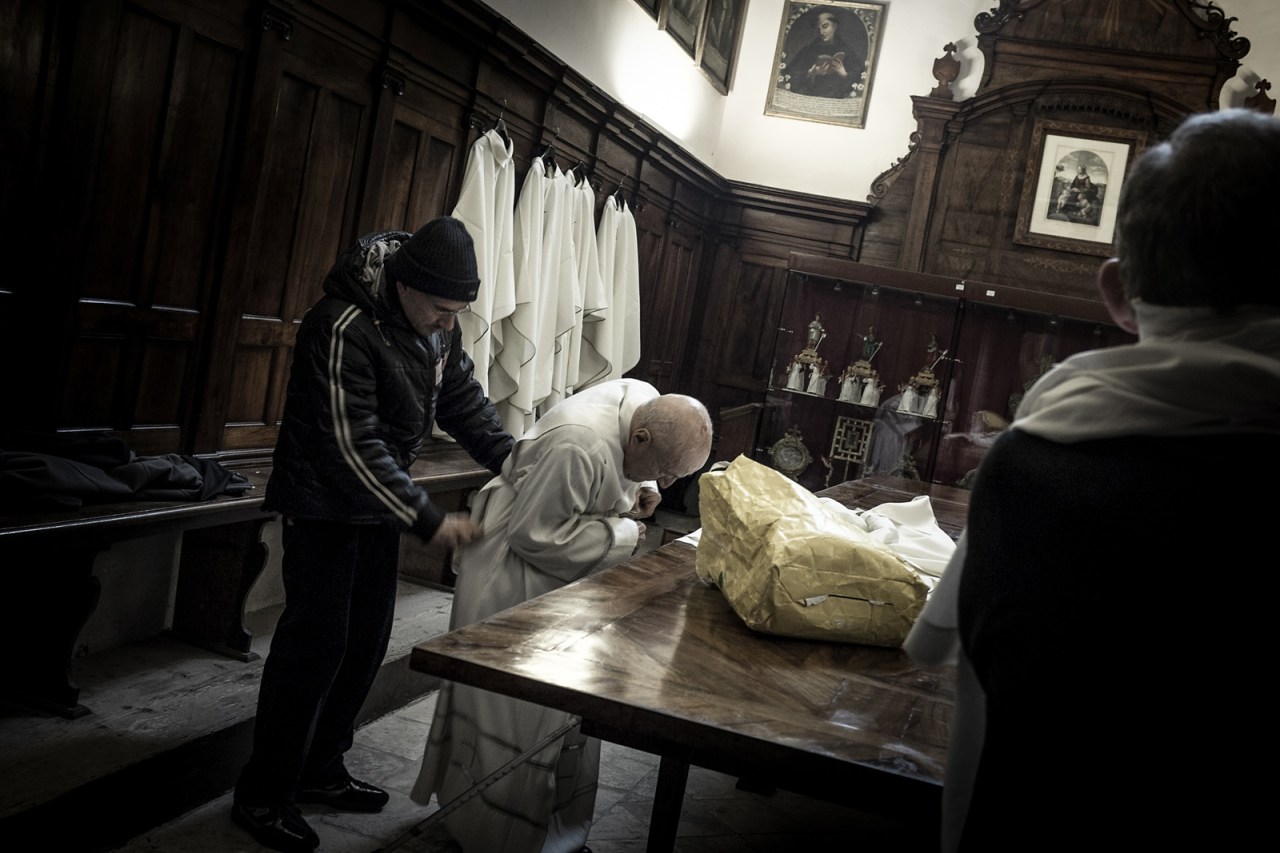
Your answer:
819,494 -> 956,580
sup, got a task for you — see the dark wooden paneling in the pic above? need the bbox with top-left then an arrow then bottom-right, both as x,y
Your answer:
639,219 -> 701,393
60,340 -> 124,427
50,2 -> 245,452
0,0 -> 892,463
386,125 -> 457,227
222,22 -> 374,452
689,252 -> 788,411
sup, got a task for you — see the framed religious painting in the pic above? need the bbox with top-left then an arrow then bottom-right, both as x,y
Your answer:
764,1 -> 888,129
1013,119 -> 1147,257
698,0 -> 748,94
660,0 -> 708,59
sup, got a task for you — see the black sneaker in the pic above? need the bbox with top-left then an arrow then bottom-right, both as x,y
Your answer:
297,775 -> 390,812
231,800 -> 319,852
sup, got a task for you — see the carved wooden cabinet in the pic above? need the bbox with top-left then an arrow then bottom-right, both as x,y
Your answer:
753,254 -> 1135,491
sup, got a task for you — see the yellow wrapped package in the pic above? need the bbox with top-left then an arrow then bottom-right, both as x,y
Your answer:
695,456 -> 929,647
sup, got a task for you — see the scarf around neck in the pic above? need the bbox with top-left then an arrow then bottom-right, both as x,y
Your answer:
1011,302 -> 1280,443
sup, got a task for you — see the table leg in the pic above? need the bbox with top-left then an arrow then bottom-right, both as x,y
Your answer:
647,756 -> 689,853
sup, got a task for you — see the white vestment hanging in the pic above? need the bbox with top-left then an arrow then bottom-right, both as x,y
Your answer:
496,159 -> 549,437
450,128 -> 517,401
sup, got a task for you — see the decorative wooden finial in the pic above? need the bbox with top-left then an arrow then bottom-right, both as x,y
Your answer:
930,43 -> 960,100
1244,79 -> 1276,115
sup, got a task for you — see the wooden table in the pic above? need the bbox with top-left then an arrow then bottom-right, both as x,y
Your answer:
409,475 -> 967,851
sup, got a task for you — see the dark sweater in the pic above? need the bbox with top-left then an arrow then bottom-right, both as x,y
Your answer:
956,428 -> 1275,850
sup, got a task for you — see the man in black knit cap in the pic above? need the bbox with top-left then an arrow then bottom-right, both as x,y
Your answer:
232,217 -> 514,852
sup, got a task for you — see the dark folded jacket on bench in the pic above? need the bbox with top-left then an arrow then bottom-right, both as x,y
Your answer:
0,432 -> 253,510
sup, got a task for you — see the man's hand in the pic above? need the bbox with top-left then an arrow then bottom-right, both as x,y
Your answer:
430,512 -> 483,550
631,487 -> 661,519
632,520 -> 647,553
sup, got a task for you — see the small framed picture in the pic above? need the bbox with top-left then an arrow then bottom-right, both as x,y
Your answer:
699,0 -> 747,94
660,0 -> 708,59
764,1 -> 888,129
1013,119 -> 1147,256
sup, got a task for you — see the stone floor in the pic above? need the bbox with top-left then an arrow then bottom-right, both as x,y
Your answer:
111,685 -> 936,853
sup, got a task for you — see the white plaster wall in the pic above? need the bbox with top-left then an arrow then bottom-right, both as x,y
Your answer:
486,0 -> 1280,202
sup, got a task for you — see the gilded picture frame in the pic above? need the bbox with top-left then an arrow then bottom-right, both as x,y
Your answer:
1014,119 -> 1147,257
764,1 -> 887,129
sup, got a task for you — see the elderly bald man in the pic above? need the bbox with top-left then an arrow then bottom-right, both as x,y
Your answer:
412,378 -> 713,853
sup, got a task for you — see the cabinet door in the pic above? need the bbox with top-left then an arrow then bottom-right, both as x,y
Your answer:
757,272 -> 961,491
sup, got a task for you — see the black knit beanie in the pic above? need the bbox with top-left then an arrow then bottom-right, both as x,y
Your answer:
382,217 -> 480,302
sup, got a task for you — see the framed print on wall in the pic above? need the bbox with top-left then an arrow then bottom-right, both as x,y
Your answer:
660,0 -> 709,59
1013,119 -> 1147,256
765,1 -> 887,129
699,0 -> 747,94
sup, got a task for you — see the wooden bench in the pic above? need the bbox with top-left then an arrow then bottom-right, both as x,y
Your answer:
0,441 -> 494,719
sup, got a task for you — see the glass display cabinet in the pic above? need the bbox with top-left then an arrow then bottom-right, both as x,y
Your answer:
754,254 -> 1135,491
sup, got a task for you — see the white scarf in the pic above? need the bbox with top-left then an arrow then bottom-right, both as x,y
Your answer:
1013,301 -> 1280,442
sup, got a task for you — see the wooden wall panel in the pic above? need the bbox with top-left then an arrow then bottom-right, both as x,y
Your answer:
378,121 -> 425,230
379,87 -> 467,232
241,75 -> 317,319
689,252 -> 788,408
416,135 -> 462,229
385,121 -> 456,232
80,7 -> 176,303
135,340 -> 191,426
50,2 -> 245,452
5,0 -> 878,461
0,1 -> 54,238
222,71 -> 371,451
226,348 -> 274,424
149,34 -> 241,310
639,223 -> 701,393
60,340 -> 123,428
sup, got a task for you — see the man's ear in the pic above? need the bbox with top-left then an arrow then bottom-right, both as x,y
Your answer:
629,427 -> 651,447
1098,258 -> 1138,334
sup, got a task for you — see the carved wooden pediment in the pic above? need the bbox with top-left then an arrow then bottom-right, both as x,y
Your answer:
861,0 -> 1259,294
972,0 -> 1249,108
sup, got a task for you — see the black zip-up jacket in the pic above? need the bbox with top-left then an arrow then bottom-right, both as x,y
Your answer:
264,230 -> 513,541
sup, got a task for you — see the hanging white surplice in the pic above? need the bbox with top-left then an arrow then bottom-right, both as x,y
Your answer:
450,128 -> 516,402
587,196 -> 621,384
540,165 -> 581,416
573,176 -> 610,390
592,195 -> 641,382
495,159 -> 547,437
615,199 -> 641,377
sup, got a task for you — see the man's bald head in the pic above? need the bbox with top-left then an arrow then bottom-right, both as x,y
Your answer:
623,394 -> 713,488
